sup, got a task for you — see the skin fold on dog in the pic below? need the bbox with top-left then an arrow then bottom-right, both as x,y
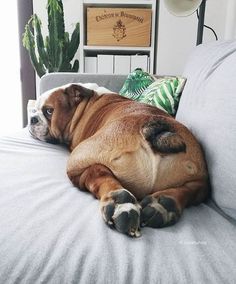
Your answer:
29,84 -> 209,237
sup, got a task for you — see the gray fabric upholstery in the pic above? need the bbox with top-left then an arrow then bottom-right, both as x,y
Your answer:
1,41 -> 235,283
40,73 -> 127,95
176,40 -> 236,220
0,129 -> 236,283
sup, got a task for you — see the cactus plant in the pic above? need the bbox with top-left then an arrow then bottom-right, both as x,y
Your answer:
22,0 -> 80,78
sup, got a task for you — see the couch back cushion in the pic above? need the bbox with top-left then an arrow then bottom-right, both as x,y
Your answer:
40,73 -> 127,95
176,40 -> 236,220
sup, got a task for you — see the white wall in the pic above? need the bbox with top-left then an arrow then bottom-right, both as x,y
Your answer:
33,0 -> 235,76
157,0 -> 229,75
224,0 -> 236,39
0,2 -> 22,135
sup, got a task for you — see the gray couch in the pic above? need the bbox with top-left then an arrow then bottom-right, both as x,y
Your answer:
0,40 -> 235,283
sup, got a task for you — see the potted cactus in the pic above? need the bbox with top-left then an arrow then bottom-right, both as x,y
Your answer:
22,0 -> 80,78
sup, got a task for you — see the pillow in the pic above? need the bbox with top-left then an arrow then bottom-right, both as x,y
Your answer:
119,69 -> 186,116
119,68 -> 155,100
138,76 -> 186,116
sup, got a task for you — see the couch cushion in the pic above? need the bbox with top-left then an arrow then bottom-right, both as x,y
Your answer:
176,40 -> 236,220
0,129 -> 236,283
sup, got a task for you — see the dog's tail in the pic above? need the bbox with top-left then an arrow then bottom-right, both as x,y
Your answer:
141,118 -> 186,154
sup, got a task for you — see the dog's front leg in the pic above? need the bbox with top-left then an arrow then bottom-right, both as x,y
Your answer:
68,164 -> 141,237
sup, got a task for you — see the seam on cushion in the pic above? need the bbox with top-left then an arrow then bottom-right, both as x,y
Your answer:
204,48 -> 236,79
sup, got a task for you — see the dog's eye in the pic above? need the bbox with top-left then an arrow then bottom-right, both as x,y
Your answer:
44,107 -> 54,119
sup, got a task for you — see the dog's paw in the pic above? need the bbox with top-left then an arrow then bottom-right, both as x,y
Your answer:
100,189 -> 141,237
140,195 -> 180,228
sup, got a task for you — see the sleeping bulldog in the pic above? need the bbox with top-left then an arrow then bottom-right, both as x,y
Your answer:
29,83 -> 209,237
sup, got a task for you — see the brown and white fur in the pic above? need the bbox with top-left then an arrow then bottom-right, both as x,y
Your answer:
29,83 -> 209,237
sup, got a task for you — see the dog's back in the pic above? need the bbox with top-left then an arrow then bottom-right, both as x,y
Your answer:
68,92 -> 208,200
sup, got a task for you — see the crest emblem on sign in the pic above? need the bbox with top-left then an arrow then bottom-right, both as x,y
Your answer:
112,20 -> 126,41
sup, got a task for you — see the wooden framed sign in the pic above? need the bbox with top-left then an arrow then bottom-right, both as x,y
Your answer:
87,7 -> 152,46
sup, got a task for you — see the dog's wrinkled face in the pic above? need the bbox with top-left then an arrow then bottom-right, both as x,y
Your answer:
29,84 -> 94,144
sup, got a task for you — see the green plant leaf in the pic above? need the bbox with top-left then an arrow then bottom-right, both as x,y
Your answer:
68,23 -> 80,61
22,21 -> 46,77
34,14 -> 49,70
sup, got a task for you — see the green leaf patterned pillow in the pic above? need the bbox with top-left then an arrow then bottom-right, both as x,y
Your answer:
138,76 -> 186,116
119,68 -> 155,100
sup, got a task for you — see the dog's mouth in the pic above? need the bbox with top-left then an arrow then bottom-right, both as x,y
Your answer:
28,125 -> 51,143
29,128 -> 59,144
28,128 -> 34,137
28,127 -> 38,140
45,137 -> 60,144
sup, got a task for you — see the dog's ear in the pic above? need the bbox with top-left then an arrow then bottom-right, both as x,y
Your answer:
64,84 -> 94,107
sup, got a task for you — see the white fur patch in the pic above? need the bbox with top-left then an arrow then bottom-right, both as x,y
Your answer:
150,201 -> 176,224
150,202 -> 168,224
112,202 -> 141,237
112,203 -> 141,220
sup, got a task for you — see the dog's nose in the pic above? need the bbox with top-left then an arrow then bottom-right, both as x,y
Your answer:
30,116 -> 39,125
